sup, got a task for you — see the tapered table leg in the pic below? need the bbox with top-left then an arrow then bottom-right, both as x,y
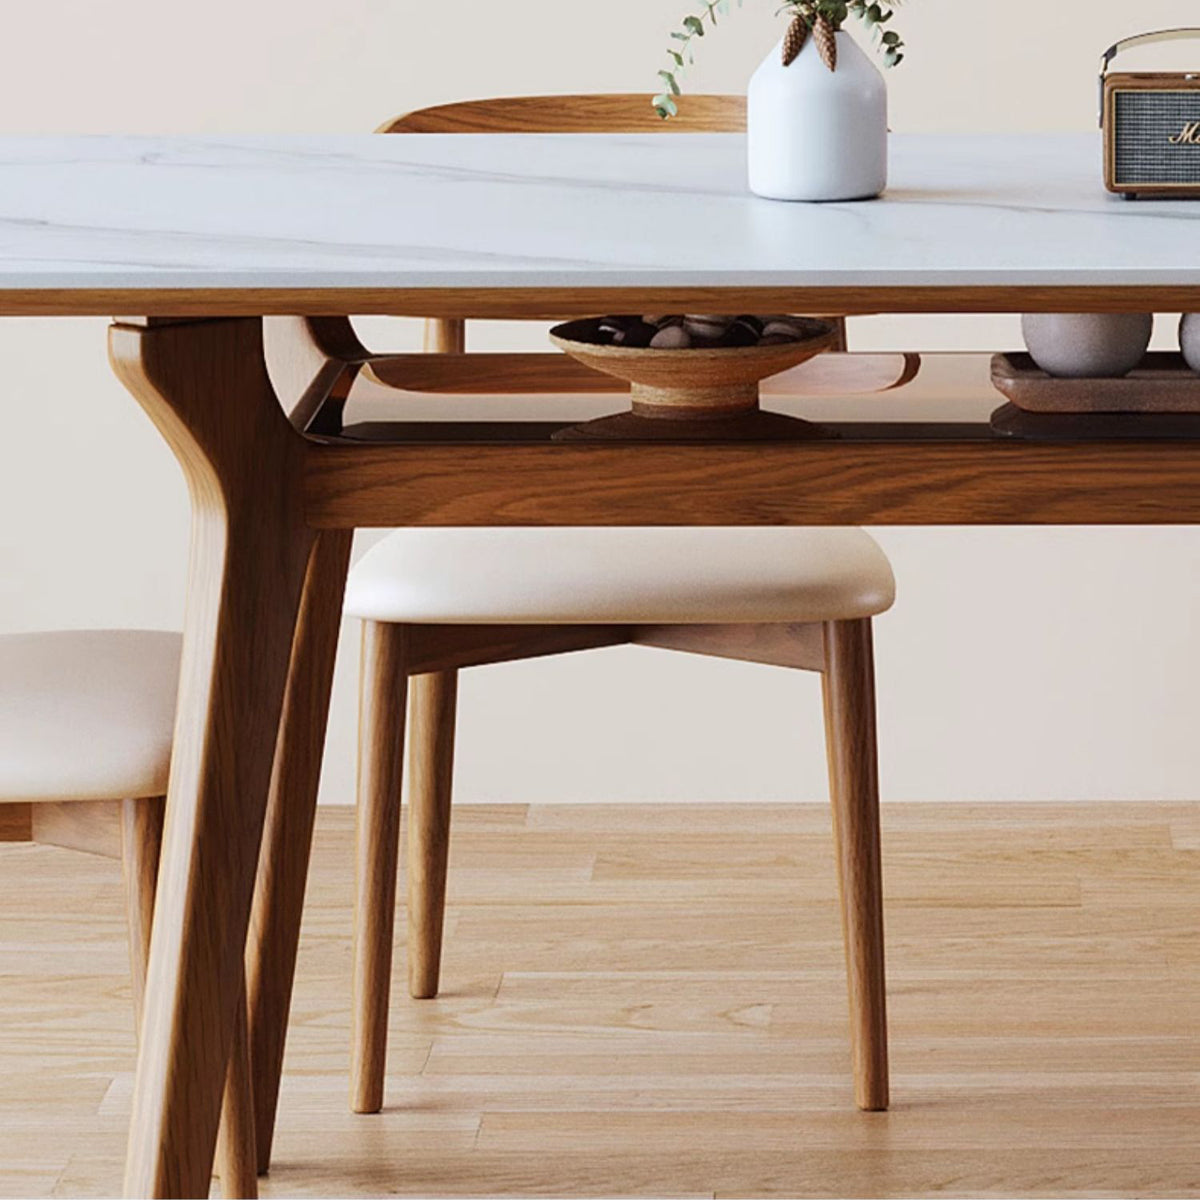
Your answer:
247,528 -> 353,1173
109,317 -> 313,1199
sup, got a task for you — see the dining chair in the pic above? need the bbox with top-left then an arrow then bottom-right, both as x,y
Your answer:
260,94 -> 893,1128
0,630 -> 258,1199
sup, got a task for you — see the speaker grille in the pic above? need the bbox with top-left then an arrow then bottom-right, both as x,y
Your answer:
1114,90 -> 1200,185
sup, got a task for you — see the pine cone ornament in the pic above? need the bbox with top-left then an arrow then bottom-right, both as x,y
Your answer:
814,14 -> 838,72
781,15 -> 809,67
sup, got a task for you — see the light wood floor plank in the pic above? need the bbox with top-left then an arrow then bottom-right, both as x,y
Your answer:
2,802 -> 1197,1198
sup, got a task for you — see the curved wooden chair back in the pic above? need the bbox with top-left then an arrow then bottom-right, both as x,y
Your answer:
379,93 -> 746,135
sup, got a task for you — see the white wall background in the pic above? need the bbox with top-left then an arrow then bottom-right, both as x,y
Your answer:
1,0 -> 1199,804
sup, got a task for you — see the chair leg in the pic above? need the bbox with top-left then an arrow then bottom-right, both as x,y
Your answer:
407,671 -> 458,1000
351,622 -> 410,1114
121,798 -> 165,1022
423,317 -> 466,354
122,797 -> 259,1198
820,619 -> 889,1112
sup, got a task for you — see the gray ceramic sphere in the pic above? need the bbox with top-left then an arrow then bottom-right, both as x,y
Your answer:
1021,313 -> 1153,379
1181,314 -> 1200,375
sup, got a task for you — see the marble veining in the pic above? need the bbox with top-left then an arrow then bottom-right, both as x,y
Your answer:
0,132 -> 1197,293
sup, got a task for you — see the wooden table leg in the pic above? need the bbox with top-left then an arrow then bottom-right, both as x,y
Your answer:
247,528 -> 353,1173
109,317 -> 314,1199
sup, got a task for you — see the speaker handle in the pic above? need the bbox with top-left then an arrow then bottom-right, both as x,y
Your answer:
1099,28 -> 1200,125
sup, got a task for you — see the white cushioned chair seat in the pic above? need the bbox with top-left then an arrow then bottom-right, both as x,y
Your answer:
346,528 -> 895,625
0,630 -> 181,803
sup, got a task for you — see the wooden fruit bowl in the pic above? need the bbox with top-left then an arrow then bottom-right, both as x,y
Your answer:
549,316 -> 837,441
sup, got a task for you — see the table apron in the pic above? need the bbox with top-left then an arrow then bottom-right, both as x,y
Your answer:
7,283 -> 1200,319
302,438 -> 1200,528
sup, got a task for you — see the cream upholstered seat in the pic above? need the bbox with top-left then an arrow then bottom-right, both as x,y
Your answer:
345,527 -> 895,625
0,630 -> 180,803
0,629 -> 256,1198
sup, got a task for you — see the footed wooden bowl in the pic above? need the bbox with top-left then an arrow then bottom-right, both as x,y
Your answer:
549,316 -> 837,441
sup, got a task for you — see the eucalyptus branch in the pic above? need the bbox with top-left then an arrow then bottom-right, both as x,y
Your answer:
655,0 -> 905,118
654,0 -> 743,119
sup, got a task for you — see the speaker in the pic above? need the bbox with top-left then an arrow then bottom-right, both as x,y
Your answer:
1101,29 -> 1200,199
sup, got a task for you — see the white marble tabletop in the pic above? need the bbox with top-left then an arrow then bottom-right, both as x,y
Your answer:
1,132 -> 1198,312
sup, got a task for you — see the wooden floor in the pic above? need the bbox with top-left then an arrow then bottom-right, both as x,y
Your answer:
2,802 -> 1198,1199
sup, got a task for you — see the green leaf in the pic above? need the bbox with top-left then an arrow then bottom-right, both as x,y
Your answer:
658,70 -> 682,95
653,94 -> 679,117
683,15 -> 705,35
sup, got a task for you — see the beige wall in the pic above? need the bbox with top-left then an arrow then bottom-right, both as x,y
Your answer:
2,0 -> 1199,804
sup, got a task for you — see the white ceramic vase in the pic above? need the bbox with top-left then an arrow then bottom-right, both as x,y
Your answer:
747,30 -> 887,202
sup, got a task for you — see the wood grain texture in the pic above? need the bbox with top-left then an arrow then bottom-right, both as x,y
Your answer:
122,798 -> 257,1199
5,802 -> 1198,1198
363,351 -> 918,399
352,622 -> 410,1114
108,317 -> 314,1199
406,672 -> 459,1001
9,285 -> 1200,320
380,94 -> 748,135
0,802 -> 31,842
821,620 -> 888,1112
247,529 -> 354,1173
632,623 -> 826,671
121,798 -> 166,1023
407,625 -> 629,675
214,988 -> 258,1200
303,436 -> 1200,528
33,799 -> 124,859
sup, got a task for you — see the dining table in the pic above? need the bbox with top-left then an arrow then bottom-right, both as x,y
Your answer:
3,128 -> 1200,1198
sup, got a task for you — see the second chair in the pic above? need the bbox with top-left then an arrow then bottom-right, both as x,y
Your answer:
344,526 -> 895,1117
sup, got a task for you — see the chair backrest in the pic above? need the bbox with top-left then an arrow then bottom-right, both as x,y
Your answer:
379,93 -> 746,135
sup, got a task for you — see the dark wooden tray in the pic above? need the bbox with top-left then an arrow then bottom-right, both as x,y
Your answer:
991,352 -> 1200,414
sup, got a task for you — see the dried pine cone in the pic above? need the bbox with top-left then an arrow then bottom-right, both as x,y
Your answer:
781,15 -> 809,67
814,14 -> 838,71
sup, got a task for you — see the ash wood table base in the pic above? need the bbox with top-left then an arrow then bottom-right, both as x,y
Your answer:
105,308 -> 1200,1198
108,318 -> 315,1199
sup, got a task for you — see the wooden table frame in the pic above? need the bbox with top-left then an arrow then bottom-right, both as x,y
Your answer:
102,281 -> 1200,1198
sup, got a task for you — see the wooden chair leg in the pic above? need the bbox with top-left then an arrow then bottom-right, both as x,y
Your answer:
122,797 -> 259,1198
247,528 -> 353,1173
351,622 -> 410,1114
407,670 -> 458,1000
121,797 -> 166,1022
821,618 -> 889,1112
423,317 -> 466,354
